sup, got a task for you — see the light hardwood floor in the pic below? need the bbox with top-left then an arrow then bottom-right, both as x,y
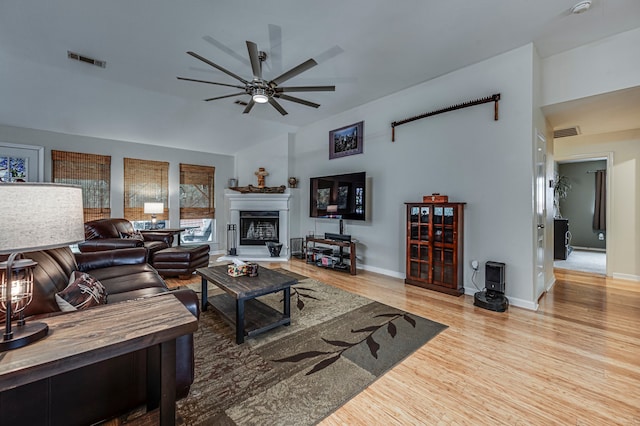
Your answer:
269,260 -> 640,425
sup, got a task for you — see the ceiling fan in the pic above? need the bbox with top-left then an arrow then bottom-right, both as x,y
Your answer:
177,41 -> 335,115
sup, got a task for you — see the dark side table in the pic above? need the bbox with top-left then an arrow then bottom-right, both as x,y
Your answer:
0,295 -> 198,425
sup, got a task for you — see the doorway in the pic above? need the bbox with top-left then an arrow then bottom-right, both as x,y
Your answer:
553,155 -> 610,276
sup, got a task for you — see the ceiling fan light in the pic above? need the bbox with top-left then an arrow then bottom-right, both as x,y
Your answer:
252,88 -> 269,103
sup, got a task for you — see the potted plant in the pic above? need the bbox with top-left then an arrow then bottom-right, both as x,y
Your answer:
553,174 -> 571,218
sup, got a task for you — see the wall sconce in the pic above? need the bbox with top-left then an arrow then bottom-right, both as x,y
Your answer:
0,183 -> 85,351
144,202 -> 164,229
288,177 -> 298,188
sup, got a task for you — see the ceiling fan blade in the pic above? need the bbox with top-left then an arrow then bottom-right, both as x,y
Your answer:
268,97 -> 288,115
177,77 -> 245,89
243,99 -> 255,114
246,41 -> 262,80
275,85 -> 335,93
202,35 -> 250,67
268,24 -> 283,74
270,58 -> 317,86
275,94 -> 320,108
204,92 -> 247,101
187,51 -> 248,84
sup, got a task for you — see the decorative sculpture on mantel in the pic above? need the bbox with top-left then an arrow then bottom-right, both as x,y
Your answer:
255,167 -> 269,188
229,185 -> 286,194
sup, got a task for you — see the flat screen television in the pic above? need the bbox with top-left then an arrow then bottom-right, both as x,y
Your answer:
309,172 -> 366,221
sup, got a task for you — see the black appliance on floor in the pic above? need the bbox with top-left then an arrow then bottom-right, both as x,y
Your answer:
554,218 -> 570,260
474,261 -> 509,312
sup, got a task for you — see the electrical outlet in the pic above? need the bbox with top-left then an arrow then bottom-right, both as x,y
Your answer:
471,260 -> 479,271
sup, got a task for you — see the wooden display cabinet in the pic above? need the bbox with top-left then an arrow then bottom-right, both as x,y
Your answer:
404,202 -> 465,296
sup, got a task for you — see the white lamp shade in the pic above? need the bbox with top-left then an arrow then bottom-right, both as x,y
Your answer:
144,202 -> 164,214
0,183 -> 85,254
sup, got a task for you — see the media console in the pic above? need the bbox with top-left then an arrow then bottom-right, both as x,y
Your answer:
304,236 -> 357,275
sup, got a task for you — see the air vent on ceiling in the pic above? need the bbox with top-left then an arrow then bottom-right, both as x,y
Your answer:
67,51 -> 106,68
234,99 -> 249,106
553,126 -> 580,138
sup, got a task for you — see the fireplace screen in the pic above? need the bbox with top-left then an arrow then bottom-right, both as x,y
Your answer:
239,211 -> 279,245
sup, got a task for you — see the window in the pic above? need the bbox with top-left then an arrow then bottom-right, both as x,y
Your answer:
0,156 -> 26,182
51,150 -> 111,222
124,158 -> 168,224
180,163 -> 215,243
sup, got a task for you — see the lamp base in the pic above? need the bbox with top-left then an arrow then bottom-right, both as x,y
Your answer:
0,322 -> 48,352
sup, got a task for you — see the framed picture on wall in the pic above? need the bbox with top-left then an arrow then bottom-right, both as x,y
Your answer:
329,121 -> 364,159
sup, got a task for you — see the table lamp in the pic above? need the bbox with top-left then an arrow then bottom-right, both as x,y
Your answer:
144,202 -> 164,229
0,183 -> 85,351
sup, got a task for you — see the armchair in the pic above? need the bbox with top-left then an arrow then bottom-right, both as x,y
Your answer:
79,218 -> 173,259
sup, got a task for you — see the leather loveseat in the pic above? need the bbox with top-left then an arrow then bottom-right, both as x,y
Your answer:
0,246 -> 199,426
80,218 -> 210,279
79,217 -> 173,259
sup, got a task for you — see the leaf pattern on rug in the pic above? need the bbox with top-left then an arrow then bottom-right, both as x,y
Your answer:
280,286 -> 319,311
272,312 -> 417,375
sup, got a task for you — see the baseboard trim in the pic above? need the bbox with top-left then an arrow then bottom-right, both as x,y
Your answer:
546,276 -> 557,293
360,264 -> 405,279
571,246 -> 606,252
612,272 -> 640,282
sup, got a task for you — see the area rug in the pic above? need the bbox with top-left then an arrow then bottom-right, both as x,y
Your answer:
175,278 -> 447,425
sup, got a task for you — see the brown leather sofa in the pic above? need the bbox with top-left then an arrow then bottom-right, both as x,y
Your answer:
79,217 -> 173,258
0,246 -> 199,426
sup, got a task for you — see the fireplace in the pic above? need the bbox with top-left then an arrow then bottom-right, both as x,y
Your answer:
240,210 -> 279,245
224,190 -> 291,261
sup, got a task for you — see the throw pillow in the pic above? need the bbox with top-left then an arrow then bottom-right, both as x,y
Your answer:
119,231 -> 144,241
55,271 -> 108,312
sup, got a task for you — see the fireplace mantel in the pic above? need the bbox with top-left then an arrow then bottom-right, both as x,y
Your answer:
221,189 -> 291,262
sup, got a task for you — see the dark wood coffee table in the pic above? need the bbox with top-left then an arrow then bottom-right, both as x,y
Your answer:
196,265 -> 297,344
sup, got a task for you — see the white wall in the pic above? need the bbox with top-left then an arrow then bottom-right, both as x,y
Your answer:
234,134 -> 291,188
542,27 -> 640,107
0,124 -> 234,252
284,45 -> 538,308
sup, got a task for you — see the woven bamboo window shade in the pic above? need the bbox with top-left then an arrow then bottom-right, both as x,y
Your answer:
180,164 -> 215,219
124,158 -> 169,221
51,150 -> 111,222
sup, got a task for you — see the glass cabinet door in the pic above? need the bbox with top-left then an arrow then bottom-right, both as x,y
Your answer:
407,204 -> 431,282
410,206 -> 419,222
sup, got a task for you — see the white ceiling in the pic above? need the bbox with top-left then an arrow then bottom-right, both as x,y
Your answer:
1,0 -> 639,154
